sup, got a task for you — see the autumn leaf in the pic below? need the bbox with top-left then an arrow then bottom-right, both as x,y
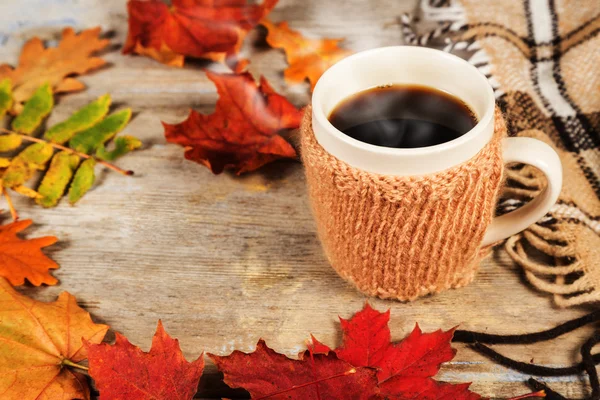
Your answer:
0,278 -> 108,399
332,304 -> 481,400
0,219 -> 59,286
261,19 -> 352,91
163,71 -> 302,174
87,320 -> 204,400
209,339 -> 380,399
0,27 -> 109,113
124,0 -> 278,67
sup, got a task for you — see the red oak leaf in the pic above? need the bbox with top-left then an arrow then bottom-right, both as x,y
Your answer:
124,0 -> 277,67
332,304 -> 481,400
209,339 -> 380,399
163,71 -> 302,174
87,320 -> 204,400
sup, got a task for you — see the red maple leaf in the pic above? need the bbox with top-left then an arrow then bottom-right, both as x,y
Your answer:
124,0 -> 277,67
209,339 -> 380,399
331,304 -> 482,400
86,321 -> 204,400
163,71 -> 302,174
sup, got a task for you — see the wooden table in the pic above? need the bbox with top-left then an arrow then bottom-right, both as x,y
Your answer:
1,0 -> 595,398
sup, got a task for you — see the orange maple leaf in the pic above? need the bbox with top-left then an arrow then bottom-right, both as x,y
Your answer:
261,19 -> 352,91
124,0 -> 278,67
0,219 -> 59,286
0,27 -> 109,113
87,321 -> 204,400
163,71 -> 302,174
0,278 -> 109,399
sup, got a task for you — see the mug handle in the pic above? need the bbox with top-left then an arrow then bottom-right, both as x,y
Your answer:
482,137 -> 563,246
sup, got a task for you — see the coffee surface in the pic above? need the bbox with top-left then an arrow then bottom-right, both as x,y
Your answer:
328,84 -> 477,148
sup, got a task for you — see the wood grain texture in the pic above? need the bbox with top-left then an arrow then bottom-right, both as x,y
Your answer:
0,0 -> 595,399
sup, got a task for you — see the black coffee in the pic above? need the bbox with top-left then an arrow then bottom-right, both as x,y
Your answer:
328,84 -> 477,148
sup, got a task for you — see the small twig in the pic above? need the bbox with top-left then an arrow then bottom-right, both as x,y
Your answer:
471,343 -> 600,376
61,358 -> 89,372
1,186 -> 18,221
454,310 -> 600,344
527,378 -> 567,400
0,128 -> 134,176
582,331 -> 600,399
507,390 -> 546,399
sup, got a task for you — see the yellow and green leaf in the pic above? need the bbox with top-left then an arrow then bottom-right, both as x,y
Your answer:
69,109 -> 132,154
0,134 -> 22,152
36,151 -> 80,207
11,84 -> 53,134
0,158 -> 11,168
45,94 -> 112,144
2,143 -> 54,188
0,79 -> 13,118
96,136 -> 142,161
68,158 -> 96,204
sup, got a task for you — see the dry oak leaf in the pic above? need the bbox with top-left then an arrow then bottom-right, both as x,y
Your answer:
331,304 -> 482,400
0,278 -> 108,399
87,320 -> 204,400
124,0 -> 278,67
163,71 -> 302,174
0,219 -> 59,286
261,19 -> 352,91
0,27 -> 109,114
210,339 -> 379,399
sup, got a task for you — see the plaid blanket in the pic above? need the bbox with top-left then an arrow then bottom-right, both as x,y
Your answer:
404,0 -> 600,306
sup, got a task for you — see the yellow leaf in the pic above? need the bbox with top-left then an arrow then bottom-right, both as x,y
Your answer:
36,151 -> 80,208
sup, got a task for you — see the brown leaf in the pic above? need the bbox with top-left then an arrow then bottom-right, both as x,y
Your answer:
0,27 -> 109,113
163,71 -> 302,174
124,0 -> 278,67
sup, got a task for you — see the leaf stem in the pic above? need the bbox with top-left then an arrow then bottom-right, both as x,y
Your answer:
507,390 -> 546,399
0,128 -> 134,176
527,378 -> 567,400
254,368 -> 356,399
1,186 -> 18,221
61,358 -> 89,371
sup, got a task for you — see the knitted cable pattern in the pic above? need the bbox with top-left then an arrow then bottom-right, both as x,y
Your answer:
301,106 -> 506,301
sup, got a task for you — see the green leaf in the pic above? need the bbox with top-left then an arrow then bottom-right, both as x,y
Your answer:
0,134 -> 22,152
11,84 -> 53,134
69,109 -> 132,154
2,143 -> 54,188
44,94 -> 112,144
0,79 -> 13,118
68,158 -> 96,204
96,136 -> 142,161
36,151 -> 80,207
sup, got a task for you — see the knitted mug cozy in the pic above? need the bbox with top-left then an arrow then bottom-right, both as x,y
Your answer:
301,106 -> 507,301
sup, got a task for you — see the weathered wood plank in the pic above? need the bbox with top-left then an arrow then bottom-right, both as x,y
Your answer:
1,0 -> 594,398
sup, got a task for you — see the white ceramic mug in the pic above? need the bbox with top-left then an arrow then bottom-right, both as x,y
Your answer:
311,46 -> 562,246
